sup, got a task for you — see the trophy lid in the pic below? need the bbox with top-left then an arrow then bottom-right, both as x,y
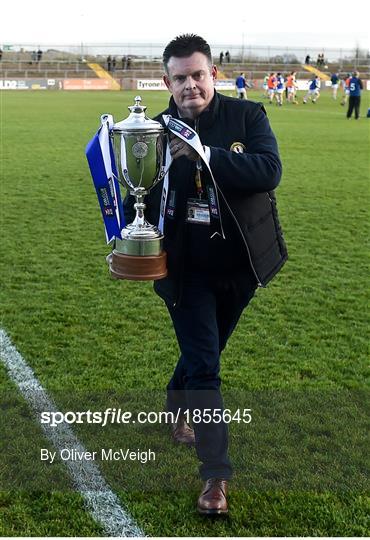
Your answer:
112,96 -> 163,134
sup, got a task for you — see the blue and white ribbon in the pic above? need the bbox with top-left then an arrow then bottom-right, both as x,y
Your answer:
85,117 -> 125,244
158,144 -> 171,234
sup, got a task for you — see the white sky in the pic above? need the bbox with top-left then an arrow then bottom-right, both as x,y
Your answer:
1,0 -> 369,50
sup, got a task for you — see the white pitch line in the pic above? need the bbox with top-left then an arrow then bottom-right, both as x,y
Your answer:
0,327 -> 145,538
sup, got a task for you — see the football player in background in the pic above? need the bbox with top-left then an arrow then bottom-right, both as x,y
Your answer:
286,71 -> 299,104
303,75 -> 321,104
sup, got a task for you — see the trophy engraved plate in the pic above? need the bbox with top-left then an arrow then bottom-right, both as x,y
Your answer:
105,96 -> 169,280
132,141 -> 148,159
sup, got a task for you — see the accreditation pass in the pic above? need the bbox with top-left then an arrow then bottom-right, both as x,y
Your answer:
186,198 -> 210,225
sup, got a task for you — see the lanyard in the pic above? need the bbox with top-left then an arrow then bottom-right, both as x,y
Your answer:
195,160 -> 203,199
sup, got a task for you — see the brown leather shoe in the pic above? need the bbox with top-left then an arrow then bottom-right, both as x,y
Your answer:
197,478 -> 228,515
171,414 -> 195,446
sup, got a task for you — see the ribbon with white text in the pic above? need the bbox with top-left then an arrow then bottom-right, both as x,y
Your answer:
85,119 -> 125,243
162,115 -> 224,239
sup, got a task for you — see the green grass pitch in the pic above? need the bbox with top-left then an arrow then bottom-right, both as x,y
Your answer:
0,88 -> 369,536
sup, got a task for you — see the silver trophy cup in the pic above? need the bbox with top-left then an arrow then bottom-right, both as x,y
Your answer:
105,96 -> 168,280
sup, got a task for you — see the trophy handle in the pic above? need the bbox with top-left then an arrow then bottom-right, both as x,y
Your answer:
122,168 -> 134,189
100,113 -> 114,129
158,159 -> 173,181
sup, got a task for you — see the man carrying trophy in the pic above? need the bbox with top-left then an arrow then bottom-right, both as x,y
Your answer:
87,33 -> 287,515
122,34 -> 287,515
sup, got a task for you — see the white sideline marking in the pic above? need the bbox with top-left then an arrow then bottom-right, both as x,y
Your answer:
0,328 -> 145,538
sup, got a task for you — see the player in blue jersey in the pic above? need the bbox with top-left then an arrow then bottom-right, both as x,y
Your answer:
275,73 -> 285,106
303,75 -> 321,104
235,72 -> 247,99
346,71 -> 363,119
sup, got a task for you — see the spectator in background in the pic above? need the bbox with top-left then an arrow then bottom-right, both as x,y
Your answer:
0,48 -> 3,61
126,56 -> 132,69
37,48 -> 43,62
225,50 -> 230,63
346,71 -> 363,119
219,51 -> 224,65
107,55 -> 112,72
112,57 -> 116,73
317,53 -> 325,66
122,56 -> 127,70
330,72 -> 340,100
317,53 -> 326,67
31,51 -> 37,64
305,54 -> 310,65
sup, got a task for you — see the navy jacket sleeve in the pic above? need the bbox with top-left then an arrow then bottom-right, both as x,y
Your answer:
209,104 -> 282,194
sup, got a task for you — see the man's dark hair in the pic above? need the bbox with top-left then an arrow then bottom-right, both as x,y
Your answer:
163,34 -> 212,73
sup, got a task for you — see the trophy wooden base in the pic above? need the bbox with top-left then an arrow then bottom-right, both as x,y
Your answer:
107,250 -> 167,281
